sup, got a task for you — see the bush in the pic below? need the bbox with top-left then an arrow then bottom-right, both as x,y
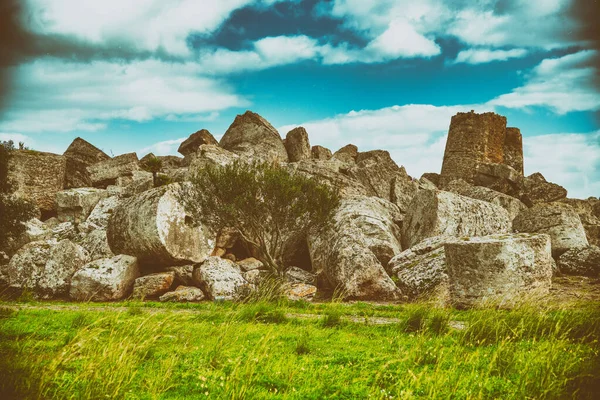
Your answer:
181,160 -> 340,275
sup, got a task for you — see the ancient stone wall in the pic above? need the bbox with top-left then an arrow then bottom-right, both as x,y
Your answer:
503,127 -> 524,175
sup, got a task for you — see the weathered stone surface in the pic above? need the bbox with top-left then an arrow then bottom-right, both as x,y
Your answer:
332,144 -> 358,164
192,257 -> 249,300
388,236 -> 456,299
219,111 -> 288,162
288,159 -> 370,198
177,129 -> 219,156
557,246 -> 600,277
284,127 -> 311,162
120,171 -> 154,198
87,153 -> 140,188
521,173 -> 567,206
308,196 -> 402,300
421,173 -> 441,187
7,239 -> 90,298
237,257 -> 263,272
186,145 -> 240,175
440,111 -> 507,185
63,137 -> 111,189
8,150 -> 66,216
81,229 -> 114,261
51,222 -> 78,241
284,283 -> 317,301
57,188 -> 108,223
445,234 -> 554,308
444,179 -> 527,220
132,272 -> 175,299
215,227 -> 239,249
4,218 -> 51,256
402,190 -> 511,249
107,184 -> 215,268
473,163 -> 522,196
140,153 -> 184,170
165,265 -> 195,286
70,255 -> 140,301
285,266 -> 316,285
559,198 -> 600,247
418,177 -> 438,191
311,145 -> 332,160
512,203 -> 588,257
84,196 -> 120,230
243,269 -> 270,285
503,127 -> 524,175
159,285 -> 205,302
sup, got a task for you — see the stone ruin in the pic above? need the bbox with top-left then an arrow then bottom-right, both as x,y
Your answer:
1,110 -> 599,307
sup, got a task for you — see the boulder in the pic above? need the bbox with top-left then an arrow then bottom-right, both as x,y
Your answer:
311,145 -> 332,160
3,218 -> 51,256
285,266 -> 316,285
559,198 -> 600,247
512,203 -> 588,257
83,196 -> 120,231
70,255 -> 140,301
557,246 -> 600,277
80,229 -> 114,261
186,145 -> 240,174
421,173 -> 441,187
388,236 -> 456,299
159,285 -> 205,302
219,111 -> 288,162
521,173 -> 567,206
332,144 -> 358,164
445,234 -> 554,308
192,257 -> 249,300
132,272 -> 175,299
418,177 -> 438,191
120,171 -> 154,198
177,129 -> 219,156
402,190 -> 511,249
87,152 -> 140,188
503,127 -> 524,175
7,239 -> 90,298
284,283 -> 317,301
51,222 -> 78,241
56,188 -> 109,223
473,163 -> 522,196
243,269 -> 270,285
444,179 -> 527,220
308,196 -> 402,300
8,150 -> 66,217
63,137 -> 111,188
237,257 -> 263,272
288,159 -> 370,198
284,127 -> 311,162
165,265 -> 195,286
140,154 -> 184,170
107,184 -> 214,268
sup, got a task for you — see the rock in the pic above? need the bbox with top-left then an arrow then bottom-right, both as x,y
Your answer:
521,173 -> 567,206
559,198 -> 600,247
557,246 -> 600,277
186,145 -> 240,174
159,285 -> 205,302
140,154 -> 184,170
332,144 -> 358,164
473,163 -> 522,196
84,196 -> 120,230
418,177 -> 438,191
284,127 -> 311,162
445,234 -> 554,308
237,257 -> 263,272
63,137 -> 111,189
87,152 -> 140,188
4,218 -> 51,256
81,229 -> 114,261
284,283 -> 317,301
503,127 -> 524,175
242,269 -> 270,285
308,196 -> 402,300
70,255 -> 140,301
219,111 -> 288,162
7,239 -> 90,298
402,189 -> 511,249
177,129 -> 219,156
421,173 -> 441,187
192,257 -> 249,300
132,272 -> 175,299
311,145 -> 332,160
444,179 -> 527,220
165,265 -> 195,286
44,217 -> 61,228
288,159 -> 370,198
51,222 -> 78,241
56,188 -> 109,223
440,111 -> 507,186
8,150 -> 66,217
215,227 -> 239,249
285,266 -> 316,285
388,236 -> 456,299
120,171 -> 154,198
107,184 -> 214,268
512,203 -> 588,257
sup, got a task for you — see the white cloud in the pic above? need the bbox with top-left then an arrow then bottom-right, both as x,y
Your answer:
487,50 -> 600,114
524,131 -> 600,199
452,48 -> 528,64
138,138 -> 187,157
0,58 -> 247,133
0,133 -> 35,147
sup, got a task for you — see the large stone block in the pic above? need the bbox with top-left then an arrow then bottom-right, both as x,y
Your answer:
402,189 -> 511,249
521,173 -> 567,206
87,152 -> 140,188
192,257 -> 249,301
503,127 -> 524,175
57,188 -> 109,223
70,255 -> 140,301
284,127 -> 311,162
445,234 -> 554,308
177,129 -> 218,156
63,137 -> 111,188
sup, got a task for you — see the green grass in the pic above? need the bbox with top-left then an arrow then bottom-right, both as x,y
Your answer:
0,301 -> 599,399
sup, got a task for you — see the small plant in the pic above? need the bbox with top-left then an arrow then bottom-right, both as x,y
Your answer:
321,308 -> 343,328
294,331 -> 311,355
237,302 -> 288,324
141,155 -> 163,187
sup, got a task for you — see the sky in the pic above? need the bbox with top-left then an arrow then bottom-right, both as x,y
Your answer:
0,0 -> 599,198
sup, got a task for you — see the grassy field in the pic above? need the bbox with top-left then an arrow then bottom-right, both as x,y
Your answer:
0,299 -> 599,399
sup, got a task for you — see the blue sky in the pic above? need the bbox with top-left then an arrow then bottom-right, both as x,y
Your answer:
0,0 -> 599,197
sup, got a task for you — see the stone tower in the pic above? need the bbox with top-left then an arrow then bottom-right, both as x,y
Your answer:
503,127 -> 524,175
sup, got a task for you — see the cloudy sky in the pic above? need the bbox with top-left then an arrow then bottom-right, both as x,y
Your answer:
1,0 -> 599,198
